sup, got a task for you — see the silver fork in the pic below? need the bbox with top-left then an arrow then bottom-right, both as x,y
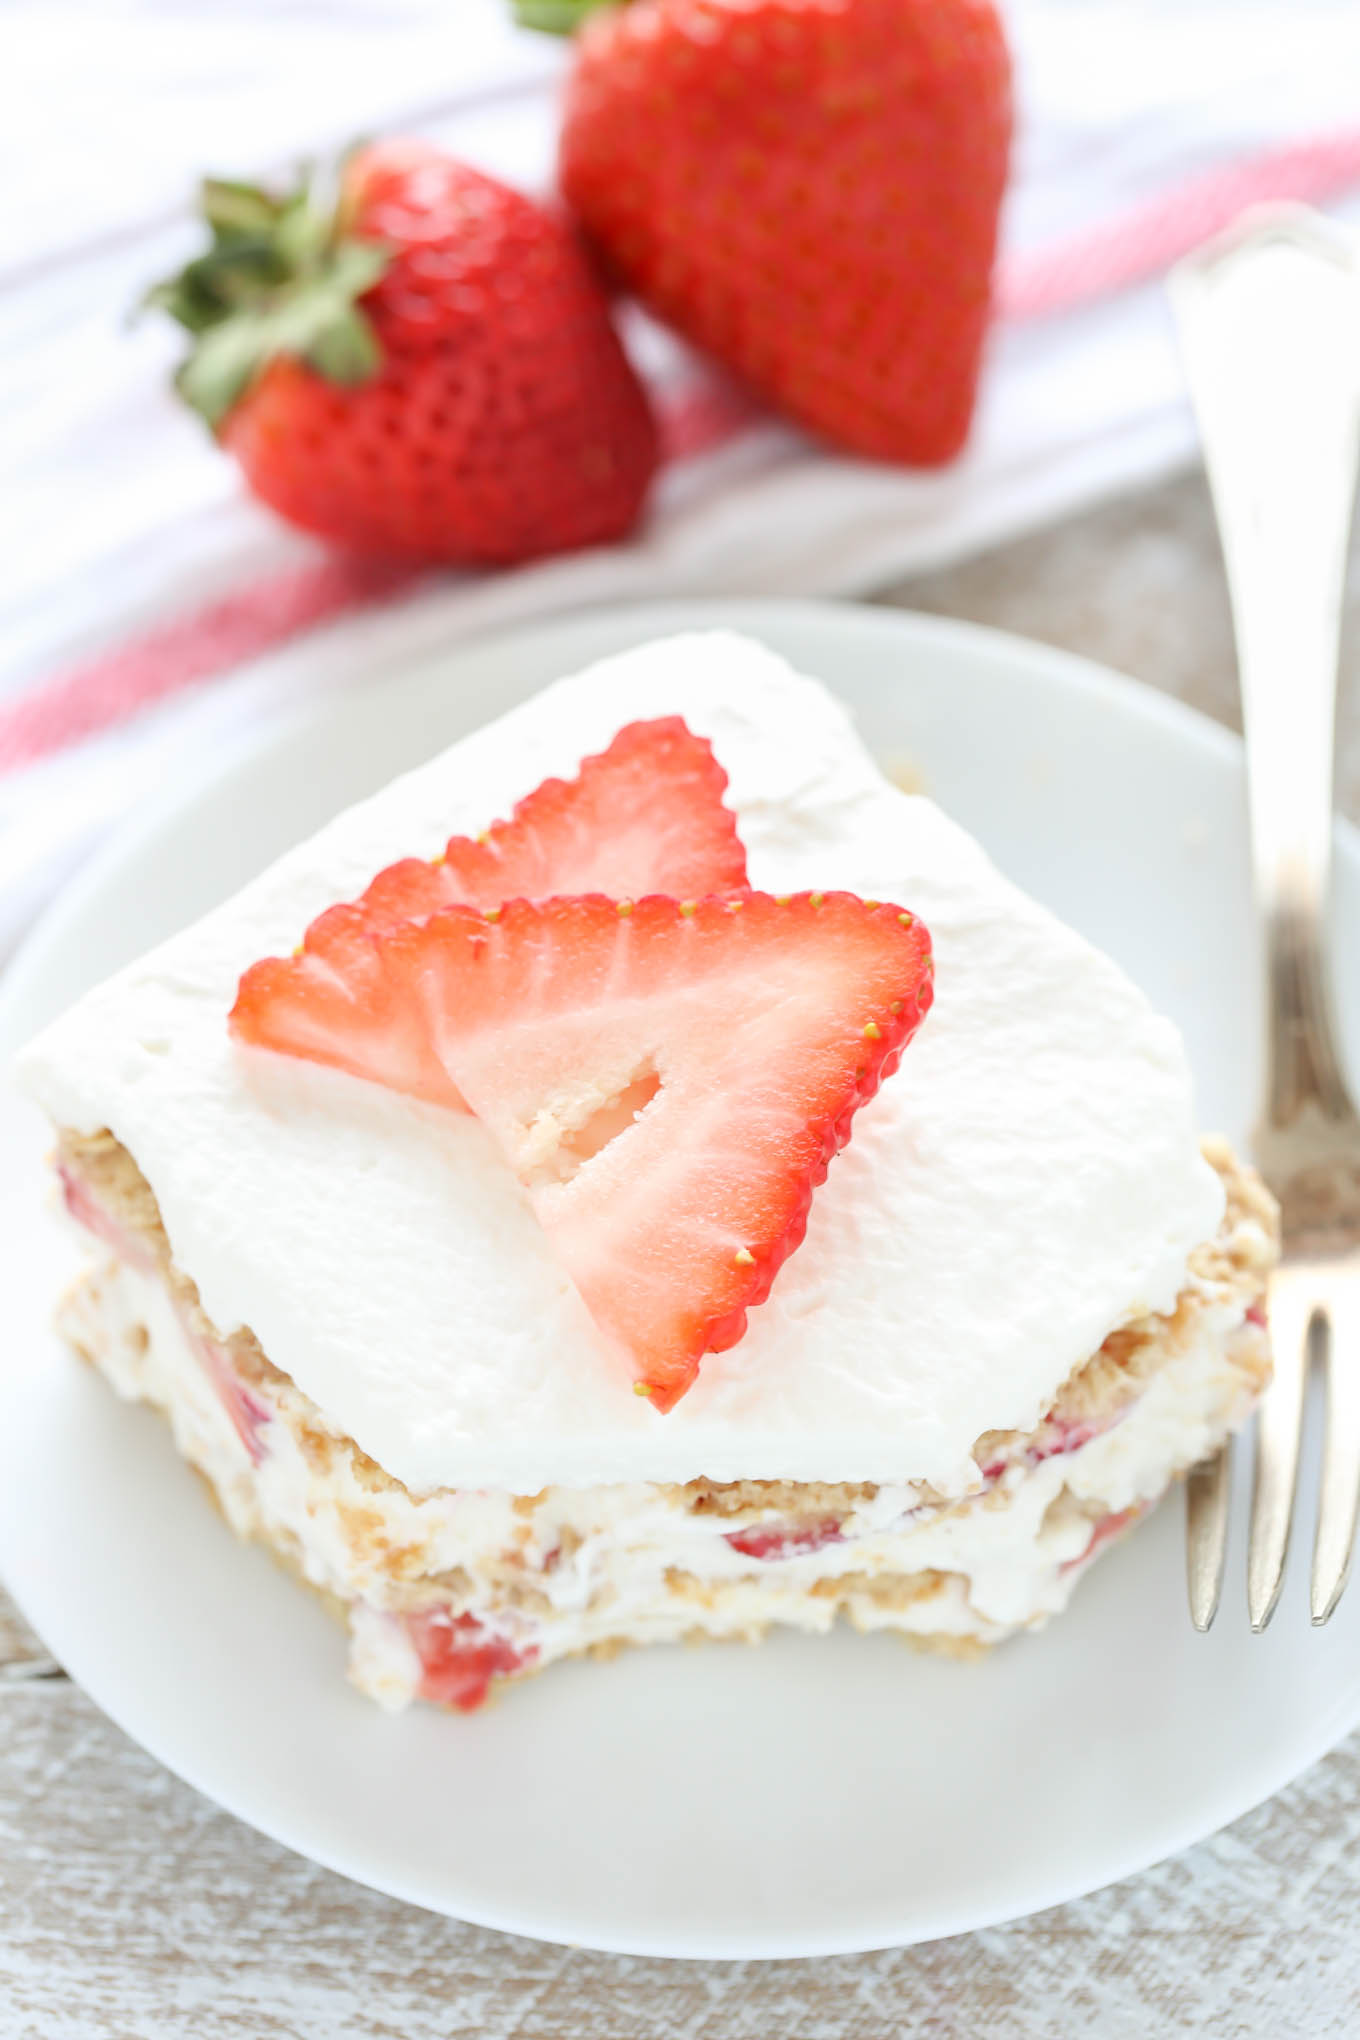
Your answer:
1170,207 -> 1360,1632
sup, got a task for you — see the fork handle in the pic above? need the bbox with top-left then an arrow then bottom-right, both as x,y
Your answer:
1170,209 -> 1360,1132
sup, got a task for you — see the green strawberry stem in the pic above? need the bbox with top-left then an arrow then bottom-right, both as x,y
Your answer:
511,0 -> 622,33
144,158 -> 391,432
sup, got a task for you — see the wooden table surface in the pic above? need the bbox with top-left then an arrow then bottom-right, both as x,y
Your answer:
5,469 -> 1360,2039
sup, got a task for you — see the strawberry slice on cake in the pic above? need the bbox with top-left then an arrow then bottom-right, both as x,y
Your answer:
234,890 -> 935,1407
354,715 -> 747,933
231,715 -> 748,1110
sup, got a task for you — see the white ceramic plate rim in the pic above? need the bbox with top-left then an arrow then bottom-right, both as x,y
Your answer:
3,597 -> 1358,1959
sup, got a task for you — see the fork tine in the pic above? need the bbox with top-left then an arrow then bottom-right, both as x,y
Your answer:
1312,1296 -> 1360,1624
1186,1443 -> 1231,1630
1248,1266 -> 1316,1631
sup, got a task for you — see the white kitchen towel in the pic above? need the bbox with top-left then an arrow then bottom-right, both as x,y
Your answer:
2,0 -> 1359,959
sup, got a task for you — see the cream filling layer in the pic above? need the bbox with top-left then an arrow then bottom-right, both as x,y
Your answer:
64,1251 -> 1264,1709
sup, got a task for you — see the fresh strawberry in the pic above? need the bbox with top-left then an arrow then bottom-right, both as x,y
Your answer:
146,142 -> 658,564
233,891 -> 934,1407
354,717 -> 747,935
533,0 -> 1010,465
231,716 -> 748,1107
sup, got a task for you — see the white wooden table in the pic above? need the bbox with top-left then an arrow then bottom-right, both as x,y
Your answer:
5,470 -> 1360,2037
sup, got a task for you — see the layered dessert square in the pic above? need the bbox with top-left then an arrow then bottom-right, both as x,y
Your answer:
17,632 -> 1277,1709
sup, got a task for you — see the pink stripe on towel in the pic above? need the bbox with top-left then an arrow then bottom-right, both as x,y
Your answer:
4,129 -> 1358,774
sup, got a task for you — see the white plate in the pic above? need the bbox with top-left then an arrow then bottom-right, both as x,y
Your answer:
3,599 -> 1359,1960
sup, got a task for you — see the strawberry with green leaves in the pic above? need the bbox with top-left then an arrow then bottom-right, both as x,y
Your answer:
149,142 -> 658,565
521,0 -> 1011,466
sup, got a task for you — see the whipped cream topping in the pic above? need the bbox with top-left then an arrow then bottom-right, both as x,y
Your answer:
18,632 -> 1224,1493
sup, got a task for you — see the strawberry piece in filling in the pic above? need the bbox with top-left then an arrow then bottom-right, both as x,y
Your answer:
59,1165 -> 157,1275
1061,1504 -> 1147,1575
980,1414 -> 1100,1484
60,1165 -> 271,1462
982,1292 -> 1268,1486
725,1517 -> 843,1561
191,1331 -> 272,1465
404,1610 -> 537,1711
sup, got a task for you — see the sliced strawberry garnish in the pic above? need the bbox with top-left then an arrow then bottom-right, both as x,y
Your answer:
238,891 -> 933,1407
233,900 -> 461,1108
232,716 -> 747,1106
354,716 -> 747,935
